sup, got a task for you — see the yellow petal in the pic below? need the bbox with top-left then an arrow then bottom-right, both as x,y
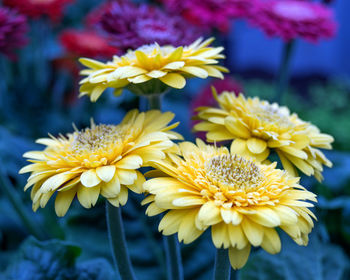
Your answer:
197,201 -> 222,227
77,184 -> 100,208
279,146 -> 308,160
115,155 -> 143,170
224,117 -> 250,138
90,85 -> 106,102
167,46 -> 183,61
41,172 -> 78,193
178,209 -> 203,244
108,185 -> 128,207
221,208 -> 242,225
230,139 -> 247,155
229,245 -> 251,270
116,169 -> 137,185
160,73 -> 186,89
146,70 -> 167,78
211,223 -> 230,248
127,171 -> 145,194
241,218 -> 263,246
55,188 -> 76,217
249,207 -> 280,227
80,170 -> 101,188
162,61 -> 185,70
261,228 -> 281,254
96,166 -> 116,183
228,224 -> 248,249
128,74 -> 152,84
159,209 -> 186,235
180,66 -> 208,78
246,138 -> 267,154
207,129 -> 233,142
100,175 -> 121,198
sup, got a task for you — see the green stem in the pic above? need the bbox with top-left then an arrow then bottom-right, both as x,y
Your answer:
106,202 -> 136,280
274,40 -> 296,104
164,235 -> 183,280
0,170 -> 47,240
147,94 -> 162,110
213,249 -> 231,280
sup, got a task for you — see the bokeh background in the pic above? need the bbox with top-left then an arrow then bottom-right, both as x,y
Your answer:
0,0 -> 349,279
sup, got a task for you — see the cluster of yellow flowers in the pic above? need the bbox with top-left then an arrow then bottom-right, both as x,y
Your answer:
21,38 -> 333,271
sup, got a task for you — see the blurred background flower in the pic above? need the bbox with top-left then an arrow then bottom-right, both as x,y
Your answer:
0,7 -> 28,59
160,0 -> 253,33
96,0 -> 202,53
248,0 -> 337,42
59,29 -> 118,58
3,0 -> 74,22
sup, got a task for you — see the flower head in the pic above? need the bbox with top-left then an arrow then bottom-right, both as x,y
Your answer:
60,29 -> 118,58
97,0 -> 202,53
160,0 -> 253,32
0,7 -> 28,58
3,0 -> 73,21
20,110 -> 182,217
79,37 -> 228,101
248,0 -> 337,42
143,140 -> 317,269
194,92 -> 333,181
191,77 -> 243,140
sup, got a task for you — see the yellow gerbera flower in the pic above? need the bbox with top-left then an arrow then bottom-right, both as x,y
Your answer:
143,140 -> 317,269
20,110 -> 182,217
79,37 -> 228,102
194,91 -> 333,181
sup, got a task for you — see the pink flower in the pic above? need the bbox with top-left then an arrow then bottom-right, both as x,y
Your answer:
191,76 -> 243,139
95,0 -> 202,53
248,0 -> 337,42
0,7 -> 28,59
160,0 -> 253,33
3,0 -> 73,22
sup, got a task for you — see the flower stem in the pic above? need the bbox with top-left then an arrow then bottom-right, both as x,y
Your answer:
147,94 -> 162,110
0,169 -> 47,240
274,40 -> 296,104
106,202 -> 136,280
164,235 -> 184,280
213,249 -> 231,280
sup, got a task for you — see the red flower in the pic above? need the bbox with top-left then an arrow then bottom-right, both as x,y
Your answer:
59,29 -> 118,58
3,0 -> 73,21
0,7 -> 28,59
248,0 -> 337,42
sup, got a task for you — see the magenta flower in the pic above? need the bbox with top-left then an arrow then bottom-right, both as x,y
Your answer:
0,7 -> 28,59
160,0 -> 253,33
248,0 -> 337,42
96,0 -> 202,53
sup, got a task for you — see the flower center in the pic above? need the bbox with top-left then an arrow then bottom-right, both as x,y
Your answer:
273,1 -> 316,21
205,154 -> 263,190
124,44 -> 176,60
72,124 -> 123,154
251,103 -> 295,129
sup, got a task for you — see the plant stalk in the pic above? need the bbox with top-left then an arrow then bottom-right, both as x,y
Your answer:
0,170 -> 47,240
213,249 -> 231,280
106,202 -> 136,280
147,94 -> 162,110
274,40 -> 296,104
164,235 -> 184,280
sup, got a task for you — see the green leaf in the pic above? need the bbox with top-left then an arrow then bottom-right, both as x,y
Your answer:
240,232 -> 350,280
3,237 -> 115,280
